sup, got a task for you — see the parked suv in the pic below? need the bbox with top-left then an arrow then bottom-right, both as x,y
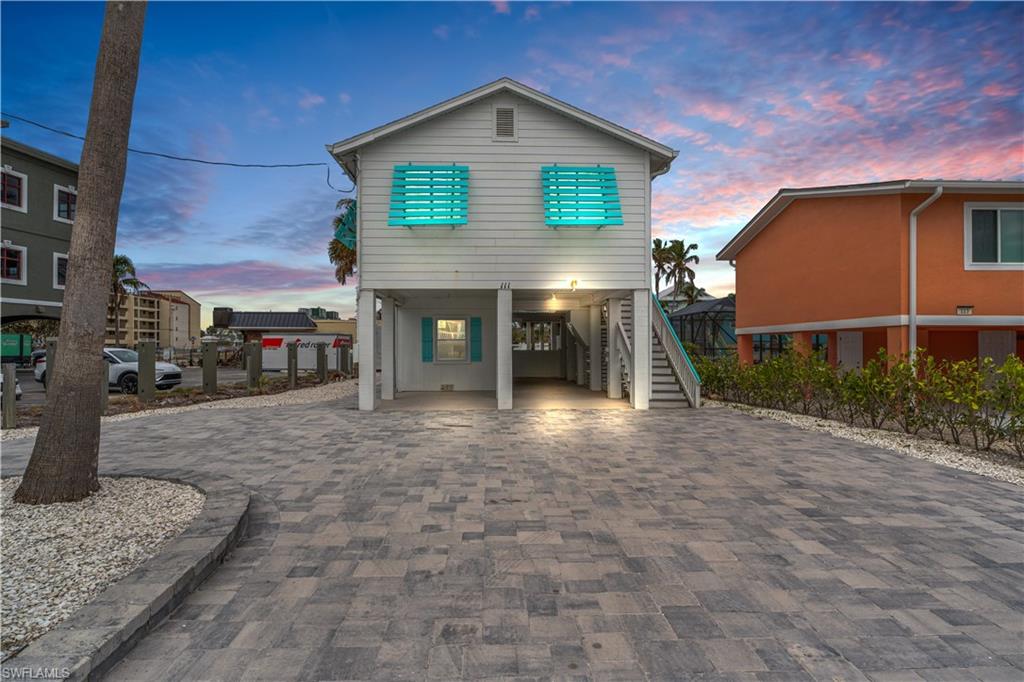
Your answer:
34,348 -> 183,393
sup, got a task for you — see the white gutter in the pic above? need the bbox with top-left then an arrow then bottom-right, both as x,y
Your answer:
909,185 -> 943,362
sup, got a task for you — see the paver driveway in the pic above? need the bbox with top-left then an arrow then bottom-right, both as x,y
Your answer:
2,397 -> 1022,681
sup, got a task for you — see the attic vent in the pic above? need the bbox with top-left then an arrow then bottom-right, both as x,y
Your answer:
494,106 -> 516,140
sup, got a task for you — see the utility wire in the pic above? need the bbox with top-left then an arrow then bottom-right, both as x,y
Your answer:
0,111 -> 354,193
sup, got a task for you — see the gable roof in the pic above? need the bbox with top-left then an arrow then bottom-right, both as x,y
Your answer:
326,77 -> 678,181
717,179 -> 1024,261
226,312 -> 317,331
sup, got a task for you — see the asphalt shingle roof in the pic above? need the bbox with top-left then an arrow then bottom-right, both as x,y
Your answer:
227,312 -> 317,330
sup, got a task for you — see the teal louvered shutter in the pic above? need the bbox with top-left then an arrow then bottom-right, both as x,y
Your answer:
470,317 -> 482,362
389,165 -> 469,227
542,165 -> 623,227
421,317 -> 433,362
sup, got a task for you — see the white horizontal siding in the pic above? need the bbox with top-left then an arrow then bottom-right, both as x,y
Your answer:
358,92 -> 650,291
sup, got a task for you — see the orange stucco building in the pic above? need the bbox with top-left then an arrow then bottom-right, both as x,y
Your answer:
717,180 -> 1024,368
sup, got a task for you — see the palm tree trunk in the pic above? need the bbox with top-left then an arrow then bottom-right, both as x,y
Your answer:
15,1 -> 147,504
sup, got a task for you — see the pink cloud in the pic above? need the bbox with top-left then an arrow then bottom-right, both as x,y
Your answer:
599,52 -> 631,68
338,92 -> 352,105
524,6 -> 540,21
842,50 -> 889,70
491,0 -> 510,14
139,260 -> 342,299
802,90 -> 867,125
433,24 -> 450,39
297,90 -> 325,110
982,82 -> 1018,97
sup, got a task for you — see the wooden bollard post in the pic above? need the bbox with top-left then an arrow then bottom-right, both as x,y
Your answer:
136,340 -> 156,402
316,343 -> 328,383
247,341 -> 260,390
202,341 -> 217,395
2,364 -> 16,429
287,342 -> 298,389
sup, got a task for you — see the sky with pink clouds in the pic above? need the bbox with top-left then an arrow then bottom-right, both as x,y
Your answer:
3,1 -> 1021,326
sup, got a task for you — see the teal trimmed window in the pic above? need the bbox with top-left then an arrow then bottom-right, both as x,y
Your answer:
389,165 -> 469,227
542,165 -> 623,228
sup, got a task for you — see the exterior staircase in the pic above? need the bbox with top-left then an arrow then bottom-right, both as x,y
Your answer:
618,296 -> 700,408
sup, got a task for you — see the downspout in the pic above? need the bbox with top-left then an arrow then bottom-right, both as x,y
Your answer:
909,185 -> 943,363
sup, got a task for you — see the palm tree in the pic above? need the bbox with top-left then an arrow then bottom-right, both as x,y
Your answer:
16,1 -> 148,505
679,281 -> 708,306
329,197 -> 357,284
652,238 -> 672,296
667,239 -> 700,297
109,254 -> 149,345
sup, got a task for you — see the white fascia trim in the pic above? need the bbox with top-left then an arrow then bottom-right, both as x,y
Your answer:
2,297 -> 62,307
53,252 -> 68,289
917,315 -> 1024,327
52,184 -> 77,224
736,315 -> 909,335
1,167 -> 28,213
0,242 -> 28,285
963,201 -> 1024,271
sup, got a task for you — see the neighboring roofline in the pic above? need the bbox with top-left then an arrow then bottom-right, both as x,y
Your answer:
149,289 -> 201,308
1,137 -> 79,173
325,77 -> 678,182
716,179 -> 1024,261
226,325 -> 318,331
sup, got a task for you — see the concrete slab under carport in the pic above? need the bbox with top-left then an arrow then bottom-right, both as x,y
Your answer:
377,378 -> 629,411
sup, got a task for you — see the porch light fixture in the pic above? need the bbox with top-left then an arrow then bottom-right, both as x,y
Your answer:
569,279 -> 578,291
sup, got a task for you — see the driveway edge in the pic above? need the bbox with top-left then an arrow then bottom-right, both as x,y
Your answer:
1,471 -> 251,681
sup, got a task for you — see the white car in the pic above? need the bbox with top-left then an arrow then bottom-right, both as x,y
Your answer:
0,369 -> 22,400
34,348 -> 183,394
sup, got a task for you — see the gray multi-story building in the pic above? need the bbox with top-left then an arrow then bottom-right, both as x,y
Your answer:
1,137 -> 78,322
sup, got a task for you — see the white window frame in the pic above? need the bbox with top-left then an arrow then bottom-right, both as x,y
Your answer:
435,317 -> 469,363
53,252 -> 68,290
964,201 -> 1024,271
1,168 -> 29,213
492,103 -> 518,143
52,184 -> 77,224
1,243 -> 28,285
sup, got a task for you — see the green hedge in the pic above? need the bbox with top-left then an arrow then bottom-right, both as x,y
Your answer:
696,350 -> 1024,458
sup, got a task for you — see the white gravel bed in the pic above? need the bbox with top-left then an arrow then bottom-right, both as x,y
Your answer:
1,379 -> 356,442
707,399 -> 1024,486
0,476 -> 205,659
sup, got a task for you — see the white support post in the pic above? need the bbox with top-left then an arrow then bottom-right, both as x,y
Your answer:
631,289 -> 650,410
497,288 -> 512,410
607,298 -> 622,400
589,304 -> 602,392
380,297 -> 395,400
357,288 -> 377,411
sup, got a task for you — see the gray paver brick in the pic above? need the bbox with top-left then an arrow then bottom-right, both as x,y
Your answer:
2,398 -> 1021,680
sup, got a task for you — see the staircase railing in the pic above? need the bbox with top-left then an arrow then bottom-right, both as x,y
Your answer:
651,292 -> 701,408
566,321 -> 587,349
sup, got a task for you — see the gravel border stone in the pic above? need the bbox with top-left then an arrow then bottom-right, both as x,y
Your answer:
1,477 -> 205,659
1,379 -> 356,442
0,470 -> 251,681
707,398 -> 1024,486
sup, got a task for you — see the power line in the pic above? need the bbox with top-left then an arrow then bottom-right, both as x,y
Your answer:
0,111 -> 353,192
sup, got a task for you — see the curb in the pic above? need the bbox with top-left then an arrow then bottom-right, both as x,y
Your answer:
1,470 -> 251,681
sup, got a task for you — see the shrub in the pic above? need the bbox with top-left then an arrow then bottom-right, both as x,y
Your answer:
699,348 -> 1024,458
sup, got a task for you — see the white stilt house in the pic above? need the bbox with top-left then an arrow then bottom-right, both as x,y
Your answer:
326,78 -> 701,411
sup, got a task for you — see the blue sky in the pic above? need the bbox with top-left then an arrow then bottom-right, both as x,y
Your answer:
2,1 -> 1021,326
